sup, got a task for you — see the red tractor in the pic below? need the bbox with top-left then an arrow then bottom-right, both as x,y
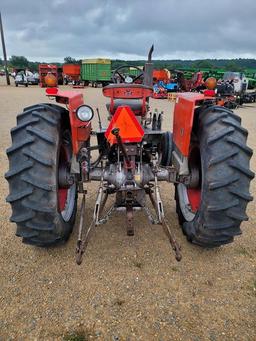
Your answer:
176,70 -> 204,92
6,47 -> 254,264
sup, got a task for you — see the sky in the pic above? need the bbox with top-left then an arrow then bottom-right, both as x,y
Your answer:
1,0 -> 256,62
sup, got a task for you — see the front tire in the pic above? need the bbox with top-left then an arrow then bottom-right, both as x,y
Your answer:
175,106 -> 254,247
5,104 -> 77,246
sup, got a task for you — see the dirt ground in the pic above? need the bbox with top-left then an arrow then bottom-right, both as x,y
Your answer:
0,77 -> 255,341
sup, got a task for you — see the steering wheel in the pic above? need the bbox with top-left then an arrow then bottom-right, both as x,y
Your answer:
111,65 -> 144,84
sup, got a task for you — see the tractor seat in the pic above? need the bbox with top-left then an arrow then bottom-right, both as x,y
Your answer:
106,99 -> 144,114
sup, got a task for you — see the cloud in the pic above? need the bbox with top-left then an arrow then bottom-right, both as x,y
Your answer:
1,0 -> 256,61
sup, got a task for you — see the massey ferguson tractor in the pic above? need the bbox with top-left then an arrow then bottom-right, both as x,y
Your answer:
5,46 -> 254,264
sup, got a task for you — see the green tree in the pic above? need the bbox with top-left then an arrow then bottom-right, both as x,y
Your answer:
224,61 -> 242,72
27,61 -> 40,72
63,56 -> 80,64
9,55 -> 29,68
192,60 -> 213,69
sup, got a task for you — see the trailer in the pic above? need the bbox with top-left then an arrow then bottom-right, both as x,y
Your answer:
63,64 -> 81,85
129,66 -> 143,77
81,58 -> 111,87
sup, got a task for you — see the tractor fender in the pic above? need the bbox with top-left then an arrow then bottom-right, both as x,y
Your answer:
172,92 -> 206,175
172,92 -> 206,157
45,88 -> 91,154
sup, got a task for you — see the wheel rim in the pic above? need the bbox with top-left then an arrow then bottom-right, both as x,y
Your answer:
177,145 -> 201,221
58,137 -> 76,222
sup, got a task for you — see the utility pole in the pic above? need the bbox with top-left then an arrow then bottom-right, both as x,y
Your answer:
0,11 -> 10,85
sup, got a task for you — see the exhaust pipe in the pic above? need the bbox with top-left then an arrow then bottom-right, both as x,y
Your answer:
143,44 -> 154,87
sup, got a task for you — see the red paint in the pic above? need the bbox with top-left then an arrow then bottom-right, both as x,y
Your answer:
45,88 -> 91,154
153,69 -> 169,82
58,188 -> 68,211
63,64 -> 81,76
103,84 -> 153,116
58,144 -> 69,212
103,84 -> 153,99
173,92 -> 213,157
187,188 -> 201,212
153,91 -> 168,99
46,87 -> 58,95
105,106 -> 144,144
203,89 -> 215,97
179,71 -> 204,92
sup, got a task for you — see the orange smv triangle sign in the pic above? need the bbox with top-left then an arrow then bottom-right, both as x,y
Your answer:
105,106 -> 144,145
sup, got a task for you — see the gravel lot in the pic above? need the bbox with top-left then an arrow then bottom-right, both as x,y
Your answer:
0,78 -> 255,341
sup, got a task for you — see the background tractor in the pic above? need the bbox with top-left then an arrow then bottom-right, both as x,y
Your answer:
5,46 -> 254,264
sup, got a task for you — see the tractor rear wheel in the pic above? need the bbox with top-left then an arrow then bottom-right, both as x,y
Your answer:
5,104 -> 77,247
175,106 -> 254,247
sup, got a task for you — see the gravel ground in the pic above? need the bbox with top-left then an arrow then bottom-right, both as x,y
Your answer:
0,78 -> 255,341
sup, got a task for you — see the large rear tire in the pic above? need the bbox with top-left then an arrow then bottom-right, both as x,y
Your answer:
175,106 -> 254,247
5,104 -> 77,247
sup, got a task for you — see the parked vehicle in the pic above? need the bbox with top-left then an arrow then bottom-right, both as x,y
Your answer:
26,71 -> 39,85
153,83 -> 168,98
176,71 -> 204,91
5,46 -> 254,265
81,58 -> 111,87
63,64 -> 81,85
242,91 -> 256,103
158,80 -> 178,92
14,69 -> 39,87
218,74 -> 255,106
14,72 -> 28,87
223,72 -> 248,94
129,66 -> 143,79
153,69 -> 170,83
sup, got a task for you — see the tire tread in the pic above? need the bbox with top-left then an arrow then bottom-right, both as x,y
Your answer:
176,107 -> 254,247
5,104 -> 77,247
